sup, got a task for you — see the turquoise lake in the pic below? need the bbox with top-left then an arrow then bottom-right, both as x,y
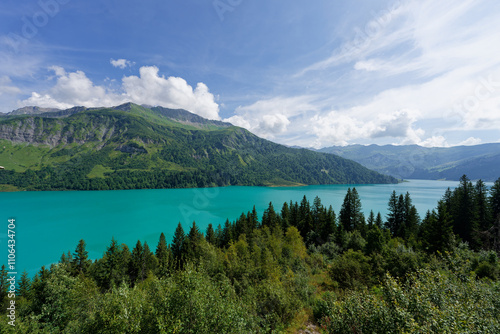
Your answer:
0,179 -> 487,277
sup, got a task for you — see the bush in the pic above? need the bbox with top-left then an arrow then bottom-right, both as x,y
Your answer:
318,269 -> 500,333
328,249 -> 372,289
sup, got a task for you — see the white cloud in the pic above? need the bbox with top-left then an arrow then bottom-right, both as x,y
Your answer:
22,67 -> 118,108
110,58 -> 135,69
224,96 -> 316,139
18,66 -> 221,120
276,0 -> 500,147
354,59 -> 384,72
307,109 -> 426,148
419,136 -> 449,148
0,76 -> 21,96
122,66 -> 220,120
458,137 -> 482,146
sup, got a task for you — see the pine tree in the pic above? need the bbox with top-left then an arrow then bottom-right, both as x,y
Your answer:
155,232 -> 170,277
215,224 -> 223,247
375,212 -> 383,228
490,177 -> 500,220
71,239 -> 91,276
250,205 -> 259,229
420,202 -> 454,253
234,213 -> 248,239
129,240 -> 144,284
141,242 -> 157,281
186,221 -> 203,260
340,188 -> 364,232
475,179 -> 492,231
403,192 -> 420,239
262,202 -> 279,231
221,219 -> 233,248
18,270 -> 31,298
367,210 -> 375,229
321,205 -> 336,241
281,202 -> 291,231
452,175 -> 479,247
98,237 -> 129,289
171,223 -> 186,266
434,201 -> 454,252
205,223 -> 216,245
386,190 -> 398,235
60,251 -> 72,266
0,265 -> 7,303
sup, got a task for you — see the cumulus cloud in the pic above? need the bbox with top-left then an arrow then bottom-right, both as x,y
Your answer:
224,96 -> 316,139
307,109 -> 428,148
18,66 -> 220,120
458,137 -> 482,146
122,66 -> 220,119
22,66 -> 119,109
419,136 -> 449,148
110,58 -> 135,69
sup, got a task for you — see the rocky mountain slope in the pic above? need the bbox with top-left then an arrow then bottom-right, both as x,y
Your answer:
0,103 -> 396,191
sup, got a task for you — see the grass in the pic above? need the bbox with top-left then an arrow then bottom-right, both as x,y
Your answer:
263,178 -> 307,187
87,165 -> 114,178
0,140 -> 51,172
0,184 -> 20,192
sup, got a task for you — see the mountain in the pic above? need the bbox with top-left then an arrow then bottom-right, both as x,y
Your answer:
0,103 -> 396,191
318,144 -> 500,181
3,106 -> 61,116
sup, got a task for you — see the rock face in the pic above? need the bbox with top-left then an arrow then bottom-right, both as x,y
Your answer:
0,103 -> 398,191
0,116 -> 117,147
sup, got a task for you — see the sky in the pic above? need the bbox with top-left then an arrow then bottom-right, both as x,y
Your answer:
1,0 -> 500,148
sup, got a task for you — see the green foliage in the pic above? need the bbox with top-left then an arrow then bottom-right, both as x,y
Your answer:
329,250 -> 372,289
0,104 -> 396,191
318,269 -> 500,333
4,177 -> 500,332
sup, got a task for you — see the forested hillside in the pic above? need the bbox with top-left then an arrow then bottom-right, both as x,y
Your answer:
319,144 -> 500,181
2,175 -> 499,333
0,103 -> 395,191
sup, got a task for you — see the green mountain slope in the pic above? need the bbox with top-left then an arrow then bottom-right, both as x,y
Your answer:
0,104 -> 396,191
319,144 -> 500,181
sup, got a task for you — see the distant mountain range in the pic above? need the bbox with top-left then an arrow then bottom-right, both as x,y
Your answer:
318,144 -> 500,181
0,103 -> 395,191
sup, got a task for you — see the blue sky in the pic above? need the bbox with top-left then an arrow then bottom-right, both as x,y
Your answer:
1,0 -> 500,148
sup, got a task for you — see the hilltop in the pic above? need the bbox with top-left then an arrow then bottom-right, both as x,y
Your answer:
0,103 -> 396,191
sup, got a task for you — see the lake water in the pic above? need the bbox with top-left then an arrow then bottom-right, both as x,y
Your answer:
0,179 -> 484,277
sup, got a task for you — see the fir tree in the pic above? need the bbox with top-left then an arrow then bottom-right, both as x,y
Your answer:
340,188 -> 364,232
18,270 -> 31,298
171,223 -> 186,265
205,223 -> 216,245
452,175 -> 479,248
490,177 -> 500,220
71,239 -> 90,276
156,232 -> 170,277
0,265 -> 7,303
281,202 -> 291,231
375,212 -> 383,228
475,179 -> 492,231
129,240 -> 144,284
